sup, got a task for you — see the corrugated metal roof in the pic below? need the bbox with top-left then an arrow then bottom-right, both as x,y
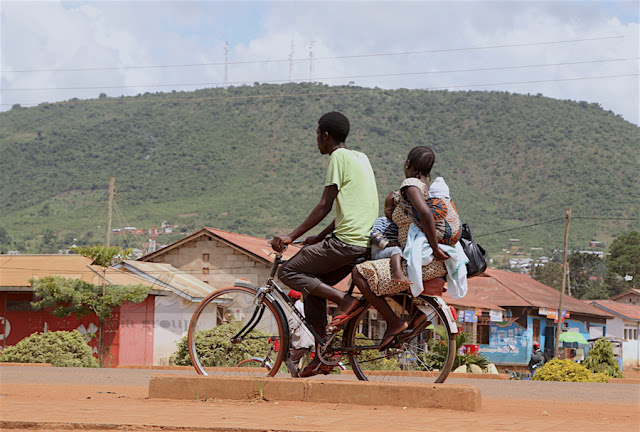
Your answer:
463,269 -> 612,317
0,255 -> 213,301
119,260 -> 215,301
589,300 -> 640,321
1,255 -> 99,287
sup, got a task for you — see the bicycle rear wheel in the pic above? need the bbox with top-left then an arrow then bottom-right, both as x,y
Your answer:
343,293 -> 456,384
188,285 -> 288,377
236,358 -> 272,372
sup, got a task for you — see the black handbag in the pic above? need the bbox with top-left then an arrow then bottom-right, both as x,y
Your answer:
459,223 -> 487,277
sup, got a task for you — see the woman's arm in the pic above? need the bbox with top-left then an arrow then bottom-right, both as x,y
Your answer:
404,185 -> 449,261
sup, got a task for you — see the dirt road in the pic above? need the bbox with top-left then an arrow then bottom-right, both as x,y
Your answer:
1,366 -> 638,432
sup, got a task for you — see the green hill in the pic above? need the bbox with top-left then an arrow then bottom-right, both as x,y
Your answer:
1,83 -> 638,258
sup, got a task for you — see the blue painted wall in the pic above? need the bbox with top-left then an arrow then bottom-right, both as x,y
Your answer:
478,321 -> 529,364
478,314 -> 595,364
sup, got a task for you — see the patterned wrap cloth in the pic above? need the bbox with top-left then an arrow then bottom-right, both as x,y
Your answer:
356,177 -> 460,296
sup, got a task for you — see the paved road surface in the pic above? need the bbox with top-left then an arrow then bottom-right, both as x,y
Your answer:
1,366 -> 638,432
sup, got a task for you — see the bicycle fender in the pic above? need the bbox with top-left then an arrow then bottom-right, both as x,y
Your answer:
432,296 -> 459,333
232,280 -> 292,355
233,280 -> 260,290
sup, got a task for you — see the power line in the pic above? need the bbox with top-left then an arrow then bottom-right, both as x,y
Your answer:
573,216 -> 640,221
475,218 -> 566,238
2,73 -> 637,108
2,36 -> 624,74
4,58 -> 632,92
476,216 -> 640,238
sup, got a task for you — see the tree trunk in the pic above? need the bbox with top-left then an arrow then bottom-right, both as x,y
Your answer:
98,320 -> 105,367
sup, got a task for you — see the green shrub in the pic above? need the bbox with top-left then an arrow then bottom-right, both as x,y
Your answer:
419,328 -> 488,371
346,331 -> 399,371
170,321 -> 272,367
531,358 -> 609,383
582,338 -> 623,378
0,330 -> 98,367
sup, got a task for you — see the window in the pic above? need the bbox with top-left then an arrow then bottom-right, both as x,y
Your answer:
203,267 -> 209,275
203,253 -> 209,262
624,329 -> 628,340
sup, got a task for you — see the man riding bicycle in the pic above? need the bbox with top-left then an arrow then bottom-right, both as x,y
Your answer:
271,111 -> 379,377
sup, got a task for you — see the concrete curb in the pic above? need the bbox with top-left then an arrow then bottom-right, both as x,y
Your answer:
0,362 -> 52,367
0,420 -> 294,432
118,365 -> 508,380
148,374 -> 482,412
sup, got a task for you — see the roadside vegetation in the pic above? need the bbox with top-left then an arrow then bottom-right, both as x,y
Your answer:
0,330 -> 98,367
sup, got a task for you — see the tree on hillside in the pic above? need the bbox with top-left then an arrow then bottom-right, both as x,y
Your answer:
531,262 -> 563,291
568,252 -> 607,300
30,245 -> 150,366
0,226 -> 11,253
605,231 -> 640,295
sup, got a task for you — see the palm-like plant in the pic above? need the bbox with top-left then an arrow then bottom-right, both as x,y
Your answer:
418,326 -> 488,371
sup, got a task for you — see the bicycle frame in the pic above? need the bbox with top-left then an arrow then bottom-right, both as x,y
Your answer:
233,251 -> 328,352
233,247 -> 458,366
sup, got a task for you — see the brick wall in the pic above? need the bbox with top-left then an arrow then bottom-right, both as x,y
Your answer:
147,234 -> 271,287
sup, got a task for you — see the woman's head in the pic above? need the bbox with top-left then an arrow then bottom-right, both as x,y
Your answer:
404,146 -> 435,178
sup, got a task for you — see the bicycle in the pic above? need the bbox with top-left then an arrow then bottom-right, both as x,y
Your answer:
235,337 -> 347,377
187,245 -> 458,383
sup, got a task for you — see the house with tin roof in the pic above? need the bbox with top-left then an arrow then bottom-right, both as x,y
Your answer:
443,269 -> 612,366
139,227 -> 613,368
589,291 -> 640,369
0,254 -> 214,366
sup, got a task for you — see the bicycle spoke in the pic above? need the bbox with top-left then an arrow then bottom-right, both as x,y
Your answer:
188,286 -> 288,378
343,294 -> 456,383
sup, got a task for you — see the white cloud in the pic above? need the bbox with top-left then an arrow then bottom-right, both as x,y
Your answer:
1,1 -> 638,124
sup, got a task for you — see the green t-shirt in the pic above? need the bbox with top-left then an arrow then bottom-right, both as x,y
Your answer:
325,148 -> 379,247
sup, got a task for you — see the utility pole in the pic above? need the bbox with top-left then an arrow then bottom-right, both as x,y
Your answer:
105,177 -> 115,248
288,39 -> 295,83
554,208 -> 572,358
224,41 -> 230,84
309,40 -> 315,81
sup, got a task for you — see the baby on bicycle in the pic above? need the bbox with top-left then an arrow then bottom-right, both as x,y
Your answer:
370,192 -> 410,287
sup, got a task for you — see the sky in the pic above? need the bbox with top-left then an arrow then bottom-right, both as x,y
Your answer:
1,1 -> 639,125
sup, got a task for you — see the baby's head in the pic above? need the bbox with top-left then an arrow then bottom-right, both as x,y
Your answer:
384,192 -> 397,220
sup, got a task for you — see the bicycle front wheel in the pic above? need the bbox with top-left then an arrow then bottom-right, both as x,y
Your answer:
188,285 -> 287,377
343,293 -> 456,384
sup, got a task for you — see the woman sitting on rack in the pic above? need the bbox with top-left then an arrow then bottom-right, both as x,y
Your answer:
352,145 -> 468,350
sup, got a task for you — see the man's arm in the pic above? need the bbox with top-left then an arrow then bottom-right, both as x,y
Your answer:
271,185 -> 338,252
305,220 -> 336,245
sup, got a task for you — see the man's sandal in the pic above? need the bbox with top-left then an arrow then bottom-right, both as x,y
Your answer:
326,302 -> 367,330
298,361 -> 334,378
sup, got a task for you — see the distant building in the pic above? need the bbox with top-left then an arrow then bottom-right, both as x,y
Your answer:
589,241 -> 604,248
509,258 -> 533,273
589,291 -> 640,369
578,251 -> 604,258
